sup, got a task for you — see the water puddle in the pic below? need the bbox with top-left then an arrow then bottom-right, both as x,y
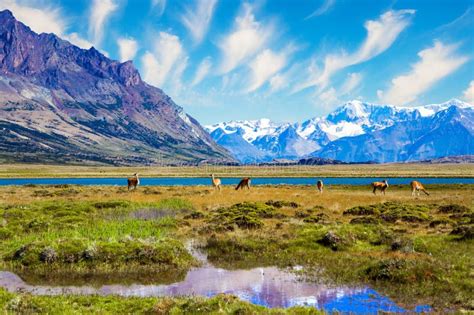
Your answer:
0,242 -> 431,313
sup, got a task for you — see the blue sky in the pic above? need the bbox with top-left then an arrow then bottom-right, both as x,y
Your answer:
1,0 -> 473,124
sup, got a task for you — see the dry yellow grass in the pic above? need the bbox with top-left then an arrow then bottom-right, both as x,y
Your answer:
1,163 -> 473,178
1,185 -> 471,216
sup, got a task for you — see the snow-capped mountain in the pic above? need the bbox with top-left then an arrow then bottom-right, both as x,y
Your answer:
206,99 -> 473,163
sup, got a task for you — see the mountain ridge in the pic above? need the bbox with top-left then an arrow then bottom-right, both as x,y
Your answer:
206,99 -> 473,163
0,9 -> 235,165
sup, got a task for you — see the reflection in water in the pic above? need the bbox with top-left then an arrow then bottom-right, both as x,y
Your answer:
0,244 -> 431,313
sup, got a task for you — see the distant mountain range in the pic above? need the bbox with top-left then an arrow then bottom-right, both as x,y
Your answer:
0,10 -> 235,165
206,99 -> 473,163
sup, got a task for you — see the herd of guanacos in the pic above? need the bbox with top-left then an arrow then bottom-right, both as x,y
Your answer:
127,173 -> 430,197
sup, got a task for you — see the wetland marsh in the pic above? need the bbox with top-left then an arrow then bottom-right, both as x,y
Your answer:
0,182 -> 472,313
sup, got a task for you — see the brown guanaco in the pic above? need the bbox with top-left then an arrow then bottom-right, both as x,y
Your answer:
410,180 -> 429,196
210,174 -> 221,190
235,177 -> 251,190
127,173 -> 140,191
371,179 -> 388,195
316,180 -> 323,194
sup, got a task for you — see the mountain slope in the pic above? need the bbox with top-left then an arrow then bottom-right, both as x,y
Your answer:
0,10 -> 235,165
314,106 -> 474,163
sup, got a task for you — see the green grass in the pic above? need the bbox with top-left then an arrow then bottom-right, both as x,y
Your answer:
0,199 -> 196,274
0,289 -> 324,314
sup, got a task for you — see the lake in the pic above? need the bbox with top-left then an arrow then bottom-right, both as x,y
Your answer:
0,177 -> 472,186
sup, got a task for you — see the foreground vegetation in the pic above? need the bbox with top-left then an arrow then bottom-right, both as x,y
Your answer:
0,184 -> 473,313
1,162 -> 473,178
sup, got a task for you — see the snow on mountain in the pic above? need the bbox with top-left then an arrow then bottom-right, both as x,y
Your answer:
206,99 -> 473,163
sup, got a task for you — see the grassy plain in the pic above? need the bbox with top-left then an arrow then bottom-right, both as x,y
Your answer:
1,163 -> 473,178
0,183 -> 473,313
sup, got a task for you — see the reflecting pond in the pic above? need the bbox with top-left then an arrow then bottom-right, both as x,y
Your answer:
0,243 -> 431,313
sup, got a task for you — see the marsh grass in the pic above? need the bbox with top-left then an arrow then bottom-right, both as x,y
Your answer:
0,184 -> 473,312
0,289 -> 323,314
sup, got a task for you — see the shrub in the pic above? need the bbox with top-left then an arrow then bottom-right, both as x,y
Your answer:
438,204 -> 470,214
206,202 -> 275,231
265,200 -> 299,208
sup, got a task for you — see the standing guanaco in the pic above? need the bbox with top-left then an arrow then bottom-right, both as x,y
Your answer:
235,177 -> 251,190
371,179 -> 388,195
316,180 -> 323,194
210,174 -> 221,190
127,173 -> 140,191
410,180 -> 429,196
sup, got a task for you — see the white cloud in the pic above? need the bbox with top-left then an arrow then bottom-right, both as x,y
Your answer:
340,72 -> 362,95
181,0 -> 217,44
247,49 -> 288,92
0,0 -> 66,35
295,9 -> 415,92
462,81 -> 474,104
64,33 -> 93,49
305,0 -> 335,20
269,74 -> 286,92
218,3 -> 273,74
192,57 -> 212,86
0,0 -> 95,50
141,32 -> 185,87
318,87 -> 339,108
89,0 -> 118,45
379,41 -> 468,105
151,0 -> 166,16
117,37 -> 138,62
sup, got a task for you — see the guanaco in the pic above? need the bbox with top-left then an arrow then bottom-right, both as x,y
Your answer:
127,173 -> 140,191
210,174 -> 221,190
316,180 -> 323,194
235,177 -> 251,190
410,180 -> 429,196
371,179 -> 388,195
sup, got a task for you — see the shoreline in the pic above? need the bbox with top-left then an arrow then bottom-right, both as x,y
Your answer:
1,163 -> 473,179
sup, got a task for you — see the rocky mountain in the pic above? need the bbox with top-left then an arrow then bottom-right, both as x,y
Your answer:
0,10 -> 235,165
206,99 -> 473,163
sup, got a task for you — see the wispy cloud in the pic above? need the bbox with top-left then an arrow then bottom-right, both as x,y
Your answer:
340,72 -> 362,95
462,81 -> 474,104
294,9 -> 415,93
246,49 -> 288,92
181,0 -> 218,44
64,33 -> 93,49
117,37 -> 138,62
0,0 -> 66,35
89,0 -> 118,45
141,32 -> 185,87
192,57 -> 212,86
218,3 -> 273,74
305,0 -> 335,20
151,0 -> 166,16
0,0 -> 93,49
379,41 -> 468,105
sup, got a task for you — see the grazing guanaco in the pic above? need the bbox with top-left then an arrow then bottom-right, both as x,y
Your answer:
316,180 -> 324,194
371,179 -> 388,195
411,180 -> 429,196
210,174 -> 221,190
235,177 -> 251,190
127,173 -> 140,191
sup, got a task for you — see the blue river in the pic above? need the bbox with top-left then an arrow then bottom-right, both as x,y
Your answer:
0,177 -> 472,186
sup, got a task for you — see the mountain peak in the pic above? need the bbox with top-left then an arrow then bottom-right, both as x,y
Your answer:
0,9 -> 14,22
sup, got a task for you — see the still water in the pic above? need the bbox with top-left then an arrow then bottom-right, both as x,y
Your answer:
0,244 -> 431,313
0,177 -> 472,186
